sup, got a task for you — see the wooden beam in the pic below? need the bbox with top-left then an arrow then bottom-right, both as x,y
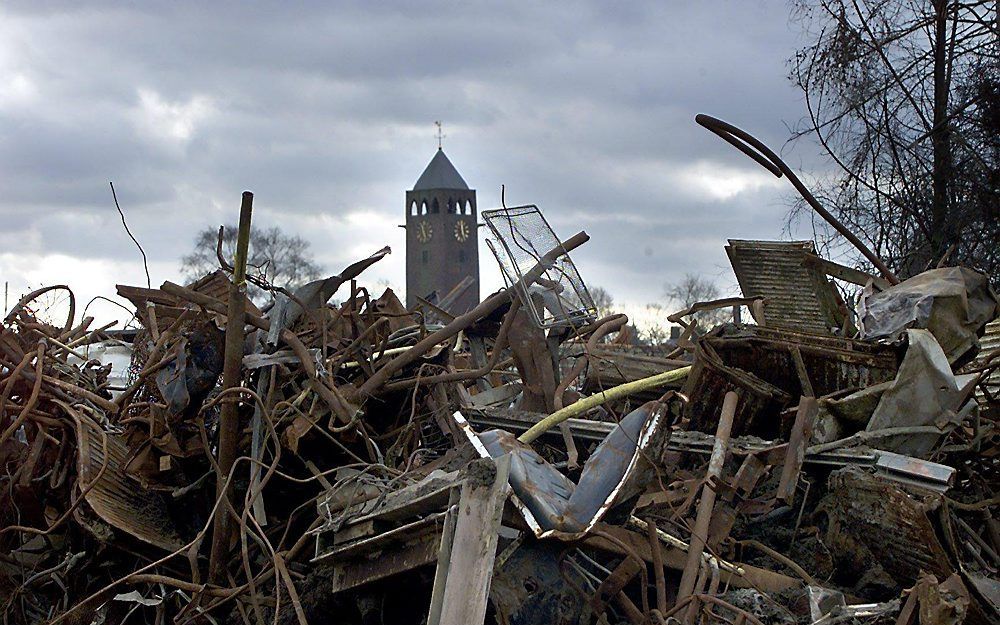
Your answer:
776,397 -> 818,503
429,455 -> 510,625
802,253 -> 891,290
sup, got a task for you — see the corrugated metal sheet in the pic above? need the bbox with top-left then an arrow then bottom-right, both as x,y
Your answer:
726,240 -> 840,335
76,416 -> 185,551
976,318 -> 1000,404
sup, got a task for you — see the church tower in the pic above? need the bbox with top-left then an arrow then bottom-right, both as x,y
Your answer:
405,148 -> 479,314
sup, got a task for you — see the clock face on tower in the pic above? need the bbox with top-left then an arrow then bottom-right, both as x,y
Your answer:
416,220 -> 432,243
454,220 -> 470,242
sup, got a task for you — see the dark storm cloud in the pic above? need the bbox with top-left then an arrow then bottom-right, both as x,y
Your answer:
0,1 -> 824,319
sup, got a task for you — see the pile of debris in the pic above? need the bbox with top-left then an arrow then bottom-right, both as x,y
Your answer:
2,138 -> 999,625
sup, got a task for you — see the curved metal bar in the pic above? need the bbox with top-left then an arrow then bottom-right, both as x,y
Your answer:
695,114 -> 899,285
553,313 -> 629,411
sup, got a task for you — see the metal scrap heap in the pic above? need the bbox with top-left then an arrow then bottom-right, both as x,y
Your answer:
2,139 -> 999,625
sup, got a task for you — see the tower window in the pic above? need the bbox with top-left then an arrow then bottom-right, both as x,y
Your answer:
421,201 -> 428,215
422,250 -> 429,264
410,201 -> 417,216
431,198 -> 440,214
465,202 -> 473,215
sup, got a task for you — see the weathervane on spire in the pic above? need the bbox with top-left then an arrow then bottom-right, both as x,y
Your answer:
434,121 -> 445,149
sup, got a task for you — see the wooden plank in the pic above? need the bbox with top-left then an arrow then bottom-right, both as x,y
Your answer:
431,455 -> 510,625
801,253 -> 891,290
776,397 -> 818,502
426,489 -> 461,625
329,532 -> 442,594
314,512 -> 447,563
350,482 -> 455,526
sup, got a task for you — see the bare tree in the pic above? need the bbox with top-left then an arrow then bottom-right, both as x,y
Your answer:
637,302 -> 673,345
789,0 -> 1000,282
181,225 -> 323,302
664,273 -> 730,328
589,286 -> 616,318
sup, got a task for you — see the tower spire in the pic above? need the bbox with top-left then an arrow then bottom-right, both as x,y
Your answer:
434,120 -> 445,150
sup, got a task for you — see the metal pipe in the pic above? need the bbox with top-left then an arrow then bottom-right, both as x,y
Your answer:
676,391 -> 738,601
519,367 -> 690,444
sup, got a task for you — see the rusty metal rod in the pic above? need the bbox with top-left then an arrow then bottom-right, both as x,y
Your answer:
647,519 -> 668,614
354,230 -> 591,398
695,114 -> 899,285
676,391 -> 738,602
553,313 -> 629,411
208,191 -> 253,584
381,298 -> 524,391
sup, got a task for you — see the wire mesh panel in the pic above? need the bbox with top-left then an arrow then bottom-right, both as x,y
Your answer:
482,204 -> 597,329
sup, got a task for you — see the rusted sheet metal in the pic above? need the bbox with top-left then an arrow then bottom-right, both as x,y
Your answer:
508,307 -> 558,412
705,324 -> 899,397
682,341 -> 791,439
726,239 -> 847,334
820,468 -> 953,585
684,324 -> 899,438
75,416 -> 185,551
874,451 -> 955,491
865,329 -> 976,456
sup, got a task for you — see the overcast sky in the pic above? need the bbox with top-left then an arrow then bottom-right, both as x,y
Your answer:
0,1 -> 825,327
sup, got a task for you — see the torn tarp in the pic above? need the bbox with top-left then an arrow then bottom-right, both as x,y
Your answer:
865,329 -> 979,456
858,266 -> 1000,365
815,328 -> 978,456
